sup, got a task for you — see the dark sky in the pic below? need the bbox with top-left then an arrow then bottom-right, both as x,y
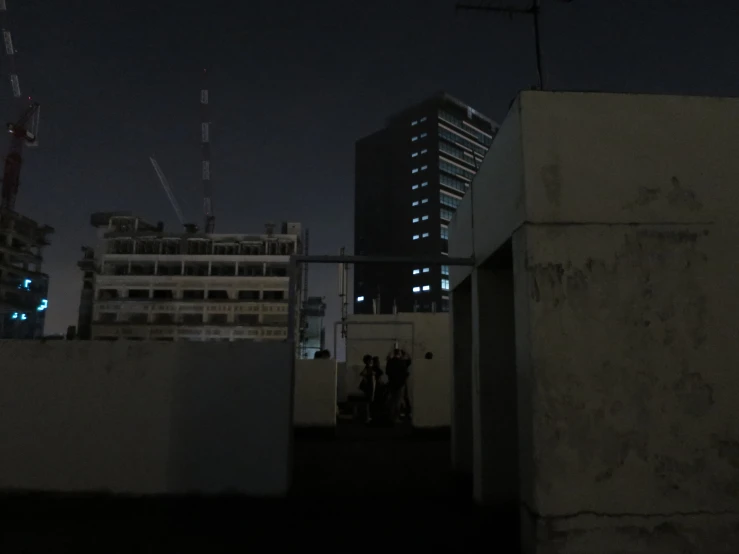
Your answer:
3,0 -> 738,340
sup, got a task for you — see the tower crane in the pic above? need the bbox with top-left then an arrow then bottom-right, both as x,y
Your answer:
149,156 -> 198,233
0,1 -> 41,212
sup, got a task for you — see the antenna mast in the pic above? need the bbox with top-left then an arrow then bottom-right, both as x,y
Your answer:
201,68 -> 215,233
456,0 -> 574,91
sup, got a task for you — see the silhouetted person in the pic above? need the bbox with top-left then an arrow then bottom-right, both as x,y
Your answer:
358,354 -> 375,423
385,349 -> 411,423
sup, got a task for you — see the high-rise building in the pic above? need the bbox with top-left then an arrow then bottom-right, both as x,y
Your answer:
0,208 -> 53,339
77,212 -> 303,343
354,93 -> 496,314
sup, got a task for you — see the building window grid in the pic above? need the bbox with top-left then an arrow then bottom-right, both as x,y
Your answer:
438,110 -> 492,146
440,208 -> 454,221
441,265 -> 449,276
440,227 -> 449,240
438,127 -> 487,157
440,192 -> 462,209
441,279 -> 450,291
440,174 -> 467,194
440,159 -> 475,181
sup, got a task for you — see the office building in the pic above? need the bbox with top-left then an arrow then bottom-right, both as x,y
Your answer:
0,208 -> 53,339
77,213 -> 302,343
354,93 -> 496,314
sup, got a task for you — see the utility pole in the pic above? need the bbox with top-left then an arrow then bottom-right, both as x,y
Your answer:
456,0 -> 573,91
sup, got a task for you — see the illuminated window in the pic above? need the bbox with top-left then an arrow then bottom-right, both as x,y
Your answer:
441,279 -> 450,291
421,198 -> 429,204
441,228 -> 449,240
413,235 -> 420,240
357,296 -> 365,302
421,181 -> 428,187
412,184 -> 419,190
420,116 -> 427,122
420,132 -> 428,138
411,120 -> 418,126
412,217 -> 419,223
420,149 -> 428,154
411,152 -> 418,158
422,285 -> 430,291
412,168 -> 419,174
441,265 -> 449,275
421,215 -> 429,221
412,136 -> 418,142
423,268 -> 430,273
422,232 -> 429,238
413,287 -> 421,293
412,201 -> 419,206
413,269 -> 420,275
420,165 -> 428,171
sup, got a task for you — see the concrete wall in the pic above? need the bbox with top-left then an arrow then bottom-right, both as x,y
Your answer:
294,359 -> 336,428
345,313 -> 451,428
450,91 -> 739,553
0,341 -> 293,497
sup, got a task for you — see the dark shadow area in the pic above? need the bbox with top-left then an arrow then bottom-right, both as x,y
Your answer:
0,421 -> 515,552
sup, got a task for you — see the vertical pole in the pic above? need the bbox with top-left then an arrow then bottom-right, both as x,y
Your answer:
532,0 -> 544,90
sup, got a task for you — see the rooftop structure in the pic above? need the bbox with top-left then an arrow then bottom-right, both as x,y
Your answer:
77,213 -> 302,343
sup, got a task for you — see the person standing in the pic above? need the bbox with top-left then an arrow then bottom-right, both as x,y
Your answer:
385,349 -> 411,423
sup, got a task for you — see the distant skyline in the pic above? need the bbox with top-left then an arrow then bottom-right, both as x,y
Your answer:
2,0 -> 738,339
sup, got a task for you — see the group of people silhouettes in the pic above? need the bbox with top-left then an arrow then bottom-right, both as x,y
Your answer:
359,348 -> 412,425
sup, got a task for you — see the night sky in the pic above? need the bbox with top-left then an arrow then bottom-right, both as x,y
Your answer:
3,0 -> 738,341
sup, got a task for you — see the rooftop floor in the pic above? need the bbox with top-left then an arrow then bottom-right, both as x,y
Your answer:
0,422 -> 518,552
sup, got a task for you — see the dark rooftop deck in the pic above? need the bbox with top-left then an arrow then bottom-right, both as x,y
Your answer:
0,422 -> 517,552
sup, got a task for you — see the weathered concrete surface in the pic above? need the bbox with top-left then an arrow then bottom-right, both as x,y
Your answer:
0,341 -> 293,496
294,359 -> 336,428
450,91 -> 739,553
517,224 -> 739,553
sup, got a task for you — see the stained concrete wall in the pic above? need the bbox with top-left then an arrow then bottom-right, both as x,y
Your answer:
0,341 -> 293,497
294,359 -> 336,428
345,313 -> 451,429
450,91 -> 739,553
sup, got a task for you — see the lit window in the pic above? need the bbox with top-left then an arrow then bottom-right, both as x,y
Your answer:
420,116 -> 427,122
421,181 -> 428,187
413,269 -> 420,275
412,184 -> 419,190
441,279 -> 450,291
422,232 -> 429,238
421,149 -> 428,154
441,227 -> 449,240
412,168 -> 419,174
411,152 -> 418,158
412,217 -> 419,223
423,268 -> 430,273
412,201 -> 419,207
412,136 -> 418,142
412,120 -> 418,126
420,132 -> 428,138
421,165 -> 428,171
422,285 -> 431,291
421,215 -> 429,221
357,296 -> 365,302
412,235 -> 420,240
37,299 -> 48,312
421,198 -> 429,204
441,265 -> 449,275
413,287 -> 421,293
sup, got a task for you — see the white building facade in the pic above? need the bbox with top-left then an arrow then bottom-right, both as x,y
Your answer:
78,213 -> 301,343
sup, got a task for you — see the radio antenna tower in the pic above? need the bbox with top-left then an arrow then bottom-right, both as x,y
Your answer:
456,0 -> 574,91
201,68 -> 215,233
